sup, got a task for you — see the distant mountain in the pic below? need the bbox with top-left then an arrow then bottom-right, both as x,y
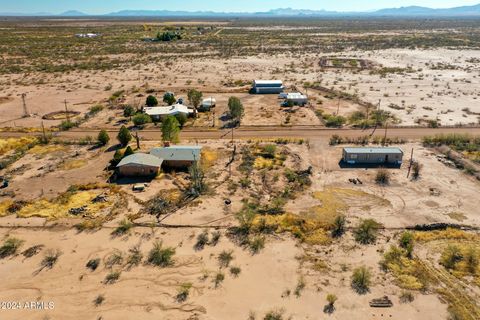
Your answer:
3,3 -> 480,17
60,10 -> 88,16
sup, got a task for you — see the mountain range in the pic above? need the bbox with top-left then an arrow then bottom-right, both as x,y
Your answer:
3,4 -> 480,17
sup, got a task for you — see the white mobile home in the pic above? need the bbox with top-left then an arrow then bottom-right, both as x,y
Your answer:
285,93 -> 308,106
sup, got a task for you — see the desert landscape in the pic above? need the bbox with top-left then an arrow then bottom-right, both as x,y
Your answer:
0,14 -> 479,320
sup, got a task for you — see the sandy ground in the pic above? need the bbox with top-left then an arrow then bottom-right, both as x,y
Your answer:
2,48 -> 479,130
0,137 -> 477,319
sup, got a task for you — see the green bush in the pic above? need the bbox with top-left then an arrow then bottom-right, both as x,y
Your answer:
97,129 -> 110,146
0,237 -> 24,258
132,113 -> 151,126
147,241 -> 175,267
146,95 -> 158,107
354,219 -> 381,244
351,266 -> 371,294
117,125 -> 132,147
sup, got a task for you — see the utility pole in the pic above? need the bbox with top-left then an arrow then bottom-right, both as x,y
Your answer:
21,93 -> 29,117
212,108 -> 216,128
41,121 -> 47,143
407,148 -> 414,178
135,130 -> 140,149
383,120 -> 388,146
64,99 -> 70,123
336,97 -> 340,115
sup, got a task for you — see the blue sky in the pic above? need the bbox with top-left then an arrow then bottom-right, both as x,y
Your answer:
1,0 -> 480,14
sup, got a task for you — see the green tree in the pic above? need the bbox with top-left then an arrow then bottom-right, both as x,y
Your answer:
123,105 -> 135,119
187,89 -> 203,109
163,92 -> 176,105
146,95 -> 158,107
161,115 -> 180,143
117,125 -> 132,147
97,129 -> 110,146
132,113 -> 151,127
123,146 -> 134,157
175,113 -> 188,128
228,96 -> 244,124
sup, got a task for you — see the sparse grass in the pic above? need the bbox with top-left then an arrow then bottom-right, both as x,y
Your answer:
218,250 -> 234,268
194,230 -> 209,251
0,237 -> 24,258
264,309 -> 285,320
400,291 -> 415,303
105,250 -> 124,269
147,241 -> 175,267
294,276 -> 306,297
210,231 -> 221,246
40,249 -> 61,270
248,236 -> 265,254
104,271 -> 121,284
126,245 -> 143,269
112,219 -> 133,236
176,282 -> 192,302
230,266 -> 241,277
375,169 -> 391,185
214,272 -> 225,288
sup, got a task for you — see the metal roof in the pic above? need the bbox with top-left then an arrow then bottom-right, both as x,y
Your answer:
343,147 -> 403,154
150,146 -> 202,161
286,93 -> 307,99
117,153 -> 164,167
144,104 -> 193,117
254,80 -> 283,85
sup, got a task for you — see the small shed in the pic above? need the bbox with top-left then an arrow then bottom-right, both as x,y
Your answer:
150,145 -> 202,168
252,80 -> 284,94
285,92 -> 308,106
116,153 -> 163,177
342,147 -> 404,165
199,98 -> 216,111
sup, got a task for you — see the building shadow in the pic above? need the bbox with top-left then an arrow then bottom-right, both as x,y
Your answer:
338,160 -> 402,169
113,176 -> 156,186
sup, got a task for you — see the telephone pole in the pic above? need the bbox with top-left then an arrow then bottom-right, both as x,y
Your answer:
21,93 -> 29,117
64,99 -> 70,123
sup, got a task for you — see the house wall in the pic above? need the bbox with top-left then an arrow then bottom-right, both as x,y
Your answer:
163,160 -> 195,169
118,164 -> 160,177
343,151 -> 403,164
254,87 -> 284,94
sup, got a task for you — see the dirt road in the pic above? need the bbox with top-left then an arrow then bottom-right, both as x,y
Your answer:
1,125 -> 480,141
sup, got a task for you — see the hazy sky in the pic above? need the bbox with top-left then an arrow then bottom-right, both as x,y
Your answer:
2,0 -> 480,14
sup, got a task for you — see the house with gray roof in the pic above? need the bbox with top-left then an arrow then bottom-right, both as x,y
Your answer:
150,145 -> 202,168
342,147 -> 403,165
116,153 -> 163,177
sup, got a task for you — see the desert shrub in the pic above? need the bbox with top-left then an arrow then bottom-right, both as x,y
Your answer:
331,215 -> 346,238
86,258 -> 100,271
411,161 -> 421,180
0,237 -> 24,258
440,245 -> 463,270
147,241 -> 175,267
324,114 -> 346,127
105,250 -> 124,268
248,236 -> 265,254
399,231 -> 414,258
294,276 -> 306,297
230,266 -> 241,277
400,291 -> 415,303
40,249 -> 61,270
132,113 -> 151,126
175,113 -> 187,128
354,219 -> 381,244
218,250 -> 234,268
210,231 -> 221,246
351,266 -> 371,294
123,105 -> 135,118
324,293 -> 338,314
112,219 -> 133,236
264,309 -> 284,320
261,144 -> 277,159
194,230 -> 209,251
104,271 -> 121,284
176,282 -> 192,302
214,272 -> 225,288
375,169 -> 390,185
94,294 -> 105,306
126,245 -> 143,269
